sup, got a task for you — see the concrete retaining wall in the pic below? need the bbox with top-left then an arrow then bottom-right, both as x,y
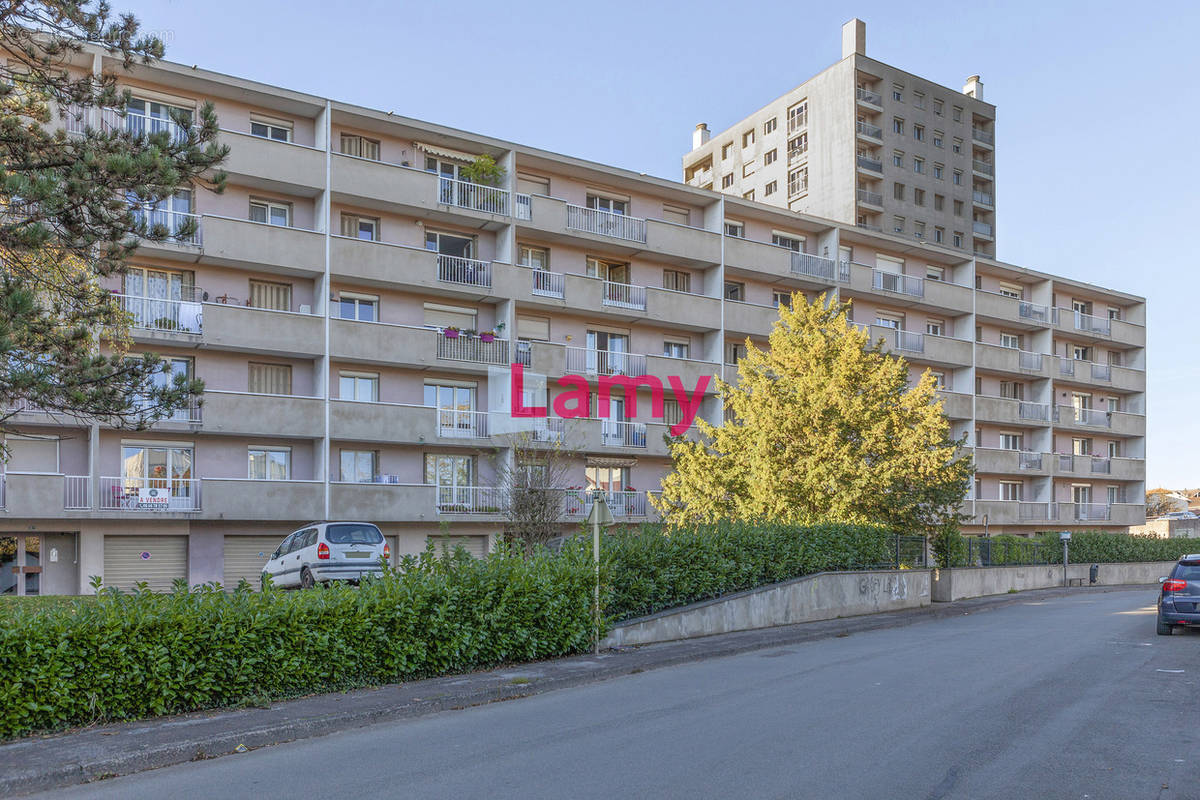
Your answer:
930,561 -> 1177,602
602,569 -> 931,648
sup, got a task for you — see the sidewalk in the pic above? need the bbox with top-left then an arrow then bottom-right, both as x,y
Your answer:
0,584 -> 1152,796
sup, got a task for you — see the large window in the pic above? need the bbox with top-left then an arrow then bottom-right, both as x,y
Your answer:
248,447 -> 291,480
250,198 -> 291,227
339,372 -> 379,402
126,97 -> 192,133
662,339 -> 690,359
424,384 -> 477,436
662,269 -> 691,292
340,214 -> 379,241
425,454 -> 474,505
424,229 -> 474,258
336,292 -> 377,321
518,244 -> 549,269
586,257 -> 630,284
586,465 -> 629,494
340,450 -> 377,483
586,194 -> 628,215
340,134 -> 380,160
120,444 -> 194,504
250,117 -> 292,142
136,357 -> 194,420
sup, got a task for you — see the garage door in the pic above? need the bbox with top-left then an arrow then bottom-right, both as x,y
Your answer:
427,535 -> 489,559
223,535 -> 285,589
103,535 -> 188,592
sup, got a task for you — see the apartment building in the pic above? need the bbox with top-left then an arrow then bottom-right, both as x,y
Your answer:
683,19 -> 997,258
0,44 -> 1144,596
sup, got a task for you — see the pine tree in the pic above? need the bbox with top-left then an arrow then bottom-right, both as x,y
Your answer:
652,294 -> 972,534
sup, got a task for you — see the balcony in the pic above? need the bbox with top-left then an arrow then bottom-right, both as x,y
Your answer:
971,127 -> 995,146
856,87 -> 883,108
686,168 -> 713,188
114,293 -> 203,337
202,305 -> 324,357
97,477 -> 200,512
200,479 -> 323,521
530,269 -> 565,299
972,190 -> 994,208
974,291 -> 1051,327
726,300 -> 780,337
856,154 -> 883,173
792,252 -> 842,282
437,177 -> 510,216
599,419 -> 648,449
131,207 -> 202,247
976,395 -> 1051,426
1059,502 -> 1112,523
565,347 -> 647,377
565,204 -> 647,243
564,489 -> 649,519
602,281 -> 648,310
202,216 -> 325,274
873,270 -> 924,297
975,344 -> 1050,377
855,121 -> 883,140
936,391 -> 973,419
436,332 -> 510,366
972,220 -> 994,238
644,219 -> 721,264
856,188 -> 884,207
1055,307 -> 1112,337
437,254 -> 492,289
972,159 -> 995,178
219,129 -> 325,191
201,391 -> 324,438
1055,405 -> 1110,429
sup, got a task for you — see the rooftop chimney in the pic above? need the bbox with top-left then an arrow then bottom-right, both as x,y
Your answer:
842,18 -> 866,58
963,75 -> 983,101
693,123 -> 710,150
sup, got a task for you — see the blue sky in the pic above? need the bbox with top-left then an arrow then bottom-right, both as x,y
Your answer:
124,0 -> 1200,488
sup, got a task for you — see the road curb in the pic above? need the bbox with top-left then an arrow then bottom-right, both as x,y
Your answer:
0,583 -> 1153,796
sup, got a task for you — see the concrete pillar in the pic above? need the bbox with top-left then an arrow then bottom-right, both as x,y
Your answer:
78,524 -> 103,595
842,18 -> 866,58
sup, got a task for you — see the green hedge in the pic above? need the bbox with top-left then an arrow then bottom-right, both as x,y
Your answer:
1033,531 -> 1200,564
603,521 -> 894,620
0,544 -> 594,738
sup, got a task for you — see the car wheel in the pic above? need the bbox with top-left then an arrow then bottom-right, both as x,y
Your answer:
299,568 -> 315,590
1156,616 -> 1174,636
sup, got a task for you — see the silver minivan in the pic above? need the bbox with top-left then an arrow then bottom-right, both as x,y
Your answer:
262,522 -> 389,589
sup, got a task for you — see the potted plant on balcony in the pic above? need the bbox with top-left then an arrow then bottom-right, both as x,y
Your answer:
443,326 -> 460,339
478,329 -> 496,343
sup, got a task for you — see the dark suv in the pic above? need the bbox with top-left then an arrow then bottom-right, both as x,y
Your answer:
1157,554 -> 1200,635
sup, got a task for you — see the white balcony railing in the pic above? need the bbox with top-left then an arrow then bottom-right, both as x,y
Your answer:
565,347 -> 647,376
564,489 -> 648,518
873,270 -> 924,297
565,204 -> 647,243
130,207 -> 202,244
436,334 -> 509,365
437,177 -> 509,216
856,87 -> 883,106
433,485 -> 504,514
602,281 -> 647,310
515,192 -> 532,220
530,269 -> 565,298
436,408 -> 489,439
113,293 -> 203,334
600,419 -> 648,448
98,476 -> 200,511
791,252 -> 840,281
528,417 -> 566,443
436,254 -> 492,288
64,475 -> 91,509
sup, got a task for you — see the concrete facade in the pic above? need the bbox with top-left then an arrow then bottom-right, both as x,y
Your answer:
0,36 -> 1146,594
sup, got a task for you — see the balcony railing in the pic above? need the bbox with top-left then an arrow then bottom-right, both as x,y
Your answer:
130,207 -> 202,244
565,205 -> 647,243
528,417 -> 566,443
1090,457 -> 1112,475
98,476 -> 200,511
972,220 -> 994,237
437,177 -> 509,216
1058,454 -> 1077,472
63,106 -> 194,143
855,222 -> 883,233
971,127 -> 995,145
788,143 -> 809,165
515,192 -> 532,220
530,269 -> 565,299
1018,351 -> 1043,371
602,281 -> 647,310
1019,401 -> 1051,421
113,293 -> 203,334
436,255 -> 492,288
855,121 -> 883,139
856,87 -> 883,106
686,168 -> 713,187
1058,406 -> 1111,428
894,330 -> 924,353
436,408 -> 489,439
564,489 -> 648,518
972,159 -> 994,177
64,475 -> 91,509
791,252 -> 840,281
1091,362 -> 1112,381
838,260 -> 852,282
873,270 -> 924,297
601,419 -> 648,448
1018,501 -> 1058,521
1066,502 -> 1111,522
1058,357 -> 1076,376
856,188 -> 883,206
787,111 -> 808,134
434,485 -> 504,514
1018,301 -> 1050,322
1018,452 -> 1043,470
566,347 -> 647,376
972,190 -> 994,206
436,334 -> 509,366
1059,309 -> 1112,336
856,155 -> 883,173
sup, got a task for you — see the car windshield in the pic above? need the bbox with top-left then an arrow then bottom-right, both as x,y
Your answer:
325,523 -> 383,544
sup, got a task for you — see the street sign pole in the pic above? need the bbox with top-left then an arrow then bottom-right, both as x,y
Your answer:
586,490 -> 615,655
1060,531 -> 1071,587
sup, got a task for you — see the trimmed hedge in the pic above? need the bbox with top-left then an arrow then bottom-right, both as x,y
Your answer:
0,544 -> 594,738
603,521 -> 894,620
1033,531 -> 1200,564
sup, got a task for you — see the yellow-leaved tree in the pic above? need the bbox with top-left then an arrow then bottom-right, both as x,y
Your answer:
652,293 -> 972,535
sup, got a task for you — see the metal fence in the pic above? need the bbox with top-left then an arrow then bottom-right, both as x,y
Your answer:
871,534 -> 928,569
962,536 -> 1052,567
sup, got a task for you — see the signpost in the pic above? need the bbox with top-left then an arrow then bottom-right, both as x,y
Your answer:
1060,531 -> 1071,587
586,490 -> 615,655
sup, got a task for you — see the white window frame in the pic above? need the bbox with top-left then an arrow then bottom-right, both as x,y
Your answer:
248,446 -> 291,480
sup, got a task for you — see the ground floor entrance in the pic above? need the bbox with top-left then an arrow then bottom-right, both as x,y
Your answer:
0,534 -> 41,596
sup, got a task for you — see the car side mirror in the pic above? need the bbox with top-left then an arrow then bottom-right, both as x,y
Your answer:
271,550 -> 280,560
1159,576 -> 1168,583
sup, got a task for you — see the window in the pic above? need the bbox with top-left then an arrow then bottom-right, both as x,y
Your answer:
663,339 -> 690,359
121,444 -> 193,495
913,91 -> 925,109
926,266 -> 944,281
773,290 -> 793,308
517,173 -> 551,196
787,101 -> 807,131
662,205 -> 690,226
893,117 -> 905,135
926,318 -> 944,336
1073,345 -> 1091,361
586,257 -> 630,283
933,164 -> 944,180
934,98 -> 944,116
913,157 -> 924,174
1000,381 -> 1024,400
875,313 -> 903,329
998,282 -> 1023,299
724,281 -> 745,301
340,450 -> 377,483
721,173 -> 734,189
249,279 -> 291,311
721,142 -> 733,159
999,481 -> 1023,501
952,106 -> 963,122
518,244 -> 549,269
933,194 -> 945,211
787,167 -> 808,195
763,148 -> 777,166
893,183 -> 905,201
742,162 -> 756,178
250,117 -> 291,142
340,214 -> 379,241
1000,433 -> 1023,451
893,150 -> 905,168
764,117 -> 777,134
1000,331 -> 1022,349
1072,438 -> 1092,456
788,133 -> 808,160
340,133 -> 380,161
930,371 -> 946,389
764,180 -> 777,196
933,131 -> 944,148
893,216 -> 905,233
425,229 -> 474,259
339,372 -> 379,402
249,198 -> 291,227
742,129 -> 755,147
135,357 -> 194,421
914,188 -> 925,206
742,190 -> 755,200
953,170 -> 963,186
724,221 -> 744,237
336,292 -> 377,321
1108,441 -> 1121,458
248,362 -> 292,395
424,384 -> 476,432
586,193 -> 628,215
1108,307 -> 1122,321
126,97 -> 193,130
517,314 -> 551,342
892,84 -> 904,102
914,221 -> 926,238
953,231 -> 964,248
662,399 -> 683,427
952,137 -> 963,154
726,342 -> 747,364
662,269 -> 691,293
913,124 -> 924,142
770,232 -> 804,252
248,447 -> 290,480
953,200 -> 964,216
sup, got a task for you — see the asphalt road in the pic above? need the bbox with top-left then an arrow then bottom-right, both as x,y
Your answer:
38,589 -> 1200,800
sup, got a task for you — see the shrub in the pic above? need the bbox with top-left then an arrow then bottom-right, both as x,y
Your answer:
1033,531 -> 1200,564
0,542 -> 593,738
603,521 -> 893,620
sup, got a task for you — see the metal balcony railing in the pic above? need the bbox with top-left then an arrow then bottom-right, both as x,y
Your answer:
129,207 -> 202,244
565,346 -> 647,376
601,419 -> 648,448
856,87 -> 883,106
434,485 -> 504,514
530,269 -> 565,298
972,190 -> 994,206
838,261 -> 852,282
436,255 -> 492,288
436,334 -> 509,366
1018,452 -> 1043,470
971,127 -> 994,145
1091,362 -> 1112,381
1058,357 -> 1076,376
857,188 -> 883,206
1018,351 -> 1043,371
972,220 -> 994,237
1090,457 -> 1112,474
564,489 -> 648,518
1019,501 -> 1058,521
566,204 -> 647,243
1068,502 -> 1111,521
791,252 -> 839,281
1019,401 -> 1051,421
437,177 -> 509,216
1018,301 -> 1050,322
873,270 -> 924,297
1062,309 -> 1112,336
515,192 -> 532,220
113,293 -> 203,334
66,106 -> 194,142
856,155 -> 883,173
64,476 -> 91,509
98,476 -> 201,511
894,330 -> 924,353
601,281 -> 647,310
436,408 -> 489,439
1058,406 -> 1111,428
856,121 -> 883,139
528,417 -> 566,443
972,159 -> 994,176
